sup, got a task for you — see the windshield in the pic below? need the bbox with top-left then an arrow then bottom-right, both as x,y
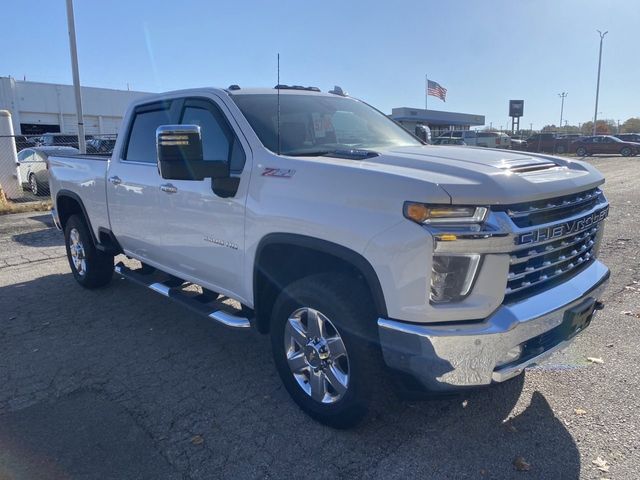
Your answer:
231,93 -> 422,156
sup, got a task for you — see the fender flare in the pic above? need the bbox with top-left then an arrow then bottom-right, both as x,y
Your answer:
55,189 -> 97,244
254,233 -> 388,318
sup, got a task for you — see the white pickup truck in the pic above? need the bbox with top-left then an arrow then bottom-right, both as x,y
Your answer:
48,85 -> 610,428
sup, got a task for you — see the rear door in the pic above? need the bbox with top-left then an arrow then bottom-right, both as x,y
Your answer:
107,100 -> 178,263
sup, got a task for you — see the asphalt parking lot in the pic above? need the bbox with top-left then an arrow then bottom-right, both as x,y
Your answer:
1,156 -> 639,480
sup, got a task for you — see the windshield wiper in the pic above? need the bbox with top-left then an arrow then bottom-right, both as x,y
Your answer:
322,149 -> 379,160
284,150 -> 334,157
284,148 -> 379,159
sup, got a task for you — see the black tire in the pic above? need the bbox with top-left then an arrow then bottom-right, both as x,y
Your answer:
555,145 -> 566,154
64,214 -> 114,288
270,273 -> 381,428
576,146 -> 587,157
620,147 -> 632,157
29,174 -> 41,196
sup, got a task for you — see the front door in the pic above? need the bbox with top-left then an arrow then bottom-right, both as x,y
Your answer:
156,96 -> 250,301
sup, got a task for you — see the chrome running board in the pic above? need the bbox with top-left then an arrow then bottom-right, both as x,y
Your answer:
114,262 -> 251,329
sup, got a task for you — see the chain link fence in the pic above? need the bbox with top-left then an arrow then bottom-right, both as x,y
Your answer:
0,133 -> 116,210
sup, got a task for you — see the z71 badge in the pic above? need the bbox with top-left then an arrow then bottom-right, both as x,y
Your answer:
262,168 -> 296,178
517,207 -> 609,245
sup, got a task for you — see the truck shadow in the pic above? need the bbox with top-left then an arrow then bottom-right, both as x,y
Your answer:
0,271 -> 580,479
11,228 -> 63,248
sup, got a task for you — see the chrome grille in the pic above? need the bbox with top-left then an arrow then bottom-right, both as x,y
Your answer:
503,188 -> 607,302
504,188 -> 602,228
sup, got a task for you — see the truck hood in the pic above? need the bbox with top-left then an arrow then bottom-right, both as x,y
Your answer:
359,145 -> 604,205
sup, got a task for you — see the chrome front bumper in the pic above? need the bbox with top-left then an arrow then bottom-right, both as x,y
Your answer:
377,260 -> 610,391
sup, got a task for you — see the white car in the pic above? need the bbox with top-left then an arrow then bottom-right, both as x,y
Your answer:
17,146 -> 79,195
437,130 -> 511,149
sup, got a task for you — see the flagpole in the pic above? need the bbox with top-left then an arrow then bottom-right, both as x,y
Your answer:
425,74 -> 428,110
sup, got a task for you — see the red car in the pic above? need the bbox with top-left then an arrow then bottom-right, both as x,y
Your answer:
571,135 -> 640,157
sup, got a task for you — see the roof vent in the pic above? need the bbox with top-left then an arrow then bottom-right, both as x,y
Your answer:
227,84 -> 241,90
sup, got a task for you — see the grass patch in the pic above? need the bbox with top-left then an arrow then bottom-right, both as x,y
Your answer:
0,188 -> 51,215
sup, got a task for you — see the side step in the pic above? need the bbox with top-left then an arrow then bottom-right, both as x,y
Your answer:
114,262 -> 251,329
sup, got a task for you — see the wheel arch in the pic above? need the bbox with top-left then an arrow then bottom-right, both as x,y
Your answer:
56,190 -> 97,244
252,233 -> 388,334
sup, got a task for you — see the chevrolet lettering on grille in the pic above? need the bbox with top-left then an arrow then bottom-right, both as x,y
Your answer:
516,207 -> 609,246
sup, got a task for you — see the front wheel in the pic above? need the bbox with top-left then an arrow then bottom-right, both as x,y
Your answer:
620,147 -> 632,157
270,274 -> 380,428
576,146 -> 587,157
64,214 -> 114,288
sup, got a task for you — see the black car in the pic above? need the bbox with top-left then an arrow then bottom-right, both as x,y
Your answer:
615,133 -> 640,143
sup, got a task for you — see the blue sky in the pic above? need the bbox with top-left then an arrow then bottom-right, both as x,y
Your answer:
3,0 -> 638,129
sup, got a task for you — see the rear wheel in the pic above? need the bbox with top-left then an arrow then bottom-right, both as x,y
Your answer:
576,146 -> 587,157
555,145 -> 566,154
620,147 -> 632,157
64,214 -> 114,288
270,274 -> 380,428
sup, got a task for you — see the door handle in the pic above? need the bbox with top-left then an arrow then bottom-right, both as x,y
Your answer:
160,183 -> 178,194
109,175 -> 122,185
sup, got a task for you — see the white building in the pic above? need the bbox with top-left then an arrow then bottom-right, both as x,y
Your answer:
0,76 -> 151,135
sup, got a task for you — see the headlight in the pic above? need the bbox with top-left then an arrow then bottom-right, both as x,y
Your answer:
430,254 -> 481,303
403,203 -> 488,225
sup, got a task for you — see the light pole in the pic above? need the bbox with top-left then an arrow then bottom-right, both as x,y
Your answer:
65,0 -> 86,153
558,92 -> 568,131
592,30 -> 608,136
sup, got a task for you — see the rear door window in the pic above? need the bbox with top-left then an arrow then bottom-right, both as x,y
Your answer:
124,103 -> 174,163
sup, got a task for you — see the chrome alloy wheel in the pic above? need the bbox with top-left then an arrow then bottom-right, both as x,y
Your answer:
29,175 -> 38,195
284,307 -> 350,404
69,227 -> 87,276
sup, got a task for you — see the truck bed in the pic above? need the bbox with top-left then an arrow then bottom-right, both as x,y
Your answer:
48,153 -> 110,239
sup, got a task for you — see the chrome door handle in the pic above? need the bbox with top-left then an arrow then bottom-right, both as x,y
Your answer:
109,175 -> 122,185
160,183 -> 178,194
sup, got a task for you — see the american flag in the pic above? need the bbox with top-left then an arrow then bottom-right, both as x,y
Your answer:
427,79 -> 447,102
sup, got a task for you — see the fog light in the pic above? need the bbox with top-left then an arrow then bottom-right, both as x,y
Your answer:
496,345 -> 523,368
430,254 -> 481,303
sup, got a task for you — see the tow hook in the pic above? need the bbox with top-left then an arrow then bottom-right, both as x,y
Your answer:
594,301 -> 605,311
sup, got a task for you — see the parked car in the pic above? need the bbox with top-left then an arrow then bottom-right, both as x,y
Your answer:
615,133 -> 640,143
48,85 -> 609,428
16,146 -> 79,195
436,130 -> 510,149
35,133 -> 94,149
476,131 -> 511,149
14,135 -> 37,152
508,136 -> 527,151
432,137 -> 465,145
525,133 -> 576,154
86,137 -> 117,154
436,130 -> 478,145
571,135 -> 640,157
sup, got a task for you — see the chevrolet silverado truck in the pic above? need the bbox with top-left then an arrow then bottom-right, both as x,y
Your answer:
48,85 -> 610,428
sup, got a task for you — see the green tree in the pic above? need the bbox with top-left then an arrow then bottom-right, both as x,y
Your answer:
580,120 -> 614,135
621,117 -> 640,133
